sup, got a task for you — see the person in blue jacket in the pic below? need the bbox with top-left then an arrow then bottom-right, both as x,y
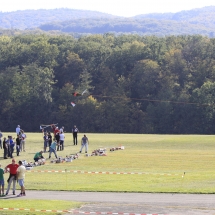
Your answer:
49,140 -> 58,159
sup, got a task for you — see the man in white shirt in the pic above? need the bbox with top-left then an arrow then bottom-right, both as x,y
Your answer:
16,125 -> 20,135
16,160 -> 26,197
21,130 -> 27,152
59,131 -> 65,150
59,126 -> 64,133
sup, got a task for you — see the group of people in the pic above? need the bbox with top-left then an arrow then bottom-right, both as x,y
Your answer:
0,124 -> 90,198
0,124 -> 90,160
0,126 -> 26,197
39,125 -> 66,160
0,158 -> 26,197
43,125 -> 66,159
0,126 -> 27,159
39,124 -> 89,160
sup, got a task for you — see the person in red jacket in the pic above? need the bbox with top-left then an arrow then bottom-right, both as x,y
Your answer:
51,125 -> 60,139
5,158 -> 19,195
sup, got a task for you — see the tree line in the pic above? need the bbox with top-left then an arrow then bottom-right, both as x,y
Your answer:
1,34 -> 215,134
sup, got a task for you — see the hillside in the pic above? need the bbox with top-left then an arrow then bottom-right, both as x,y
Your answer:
0,6 -> 215,36
134,6 -> 215,28
39,17 -> 214,36
0,8 -> 117,29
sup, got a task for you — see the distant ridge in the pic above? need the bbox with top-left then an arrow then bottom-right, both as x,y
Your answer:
0,8 -> 117,29
1,6 -> 215,37
134,5 -> 215,20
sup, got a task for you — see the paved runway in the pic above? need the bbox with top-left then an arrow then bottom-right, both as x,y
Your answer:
2,191 -> 215,214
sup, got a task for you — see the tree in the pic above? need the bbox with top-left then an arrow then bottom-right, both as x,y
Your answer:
55,52 -> 86,88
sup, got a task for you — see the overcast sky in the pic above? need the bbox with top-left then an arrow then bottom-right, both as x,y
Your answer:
1,0 -> 215,17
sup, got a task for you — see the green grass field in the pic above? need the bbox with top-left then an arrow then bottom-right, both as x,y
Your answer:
0,199 -> 81,215
1,133 -> 215,194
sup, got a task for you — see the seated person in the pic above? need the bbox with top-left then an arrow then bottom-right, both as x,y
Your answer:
34,151 -> 44,162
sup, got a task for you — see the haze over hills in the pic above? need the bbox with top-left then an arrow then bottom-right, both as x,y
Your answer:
1,6 -> 215,36
0,8 -> 117,29
134,6 -> 215,28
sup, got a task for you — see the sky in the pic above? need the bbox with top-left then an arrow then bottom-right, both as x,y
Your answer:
0,0 -> 215,17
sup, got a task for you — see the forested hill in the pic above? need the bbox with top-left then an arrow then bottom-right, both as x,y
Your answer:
0,8 -> 116,29
1,7 -> 215,36
134,6 -> 215,25
39,17 -> 214,36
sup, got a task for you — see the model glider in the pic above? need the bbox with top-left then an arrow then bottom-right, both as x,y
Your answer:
40,123 -> 58,130
71,102 -> 76,107
72,89 -> 87,97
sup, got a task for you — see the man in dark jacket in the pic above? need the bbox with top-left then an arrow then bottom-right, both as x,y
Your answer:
72,125 -> 79,145
3,137 -> 8,159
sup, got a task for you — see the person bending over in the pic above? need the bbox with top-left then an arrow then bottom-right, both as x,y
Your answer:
34,151 -> 44,162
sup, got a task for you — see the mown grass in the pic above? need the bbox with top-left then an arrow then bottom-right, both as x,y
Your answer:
0,133 -> 215,193
0,199 -> 82,215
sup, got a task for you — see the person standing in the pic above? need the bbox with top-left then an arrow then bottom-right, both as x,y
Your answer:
52,126 -> 60,140
16,125 -> 20,135
43,132 -> 48,153
3,137 -> 8,159
72,125 -> 79,145
59,131 -> 65,151
47,132 -> 52,152
0,130 -> 3,149
16,135 -> 21,156
79,134 -> 89,153
6,136 -> 10,158
55,132 -> 60,150
60,126 -> 64,133
21,130 -> 27,152
16,161 -> 26,197
0,163 -> 5,196
9,136 -> 15,158
49,141 -> 58,159
5,158 -> 19,195
19,132 -> 23,152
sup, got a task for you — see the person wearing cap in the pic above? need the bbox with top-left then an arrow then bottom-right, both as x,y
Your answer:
34,151 -> 44,162
5,159 -> 19,195
79,134 -> 89,153
16,125 -> 20,135
16,161 -> 26,197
